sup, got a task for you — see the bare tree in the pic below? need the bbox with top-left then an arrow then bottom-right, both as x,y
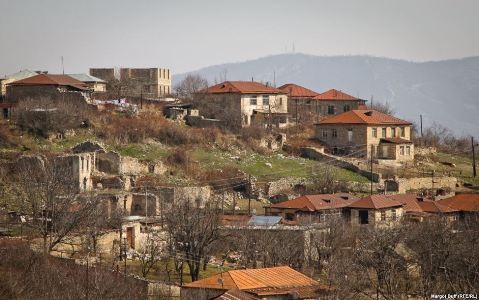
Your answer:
370,101 -> 395,115
137,230 -> 165,278
164,198 -> 222,281
174,74 -> 208,101
10,156 -> 99,255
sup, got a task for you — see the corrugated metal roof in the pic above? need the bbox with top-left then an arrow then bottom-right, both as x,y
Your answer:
184,266 -> 319,290
2,69 -> 37,81
247,215 -> 282,226
68,73 -> 106,83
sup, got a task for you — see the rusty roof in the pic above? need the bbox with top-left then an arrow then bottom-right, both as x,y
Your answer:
183,266 -> 320,291
316,109 -> 412,126
278,83 -> 319,98
269,193 -> 358,211
348,194 -> 404,209
205,81 -> 284,94
8,74 -> 88,90
313,89 -> 361,101
220,215 -> 251,226
214,289 -> 259,300
438,193 -> 479,212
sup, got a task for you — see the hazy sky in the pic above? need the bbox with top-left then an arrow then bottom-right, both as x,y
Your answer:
1,0 -> 479,76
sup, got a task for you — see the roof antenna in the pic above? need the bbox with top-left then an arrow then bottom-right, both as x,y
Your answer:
273,70 -> 276,87
251,76 -> 254,82
370,95 -> 374,108
61,56 -> 65,75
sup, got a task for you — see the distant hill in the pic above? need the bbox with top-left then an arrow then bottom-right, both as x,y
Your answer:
173,53 -> 479,135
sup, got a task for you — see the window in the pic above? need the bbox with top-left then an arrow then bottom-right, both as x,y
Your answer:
263,95 -> 269,106
400,146 -> 405,155
400,127 -> 405,137
279,97 -> 283,106
382,128 -> 387,138
372,128 -> 377,138
348,129 -> 353,142
250,96 -> 257,105
322,129 -> 328,138
81,157 -> 84,171
381,211 -> 386,221
327,105 -> 335,115
344,105 -> 351,112
391,127 -> 396,137
332,129 -> 338,138
285,213 -> 295,221
391,209 -> 397,221
406,146 -> 411,155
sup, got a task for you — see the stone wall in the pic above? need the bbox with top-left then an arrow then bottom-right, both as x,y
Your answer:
185,115 -> 225,128
415,147 -> 437,156
395,176 -> 457,194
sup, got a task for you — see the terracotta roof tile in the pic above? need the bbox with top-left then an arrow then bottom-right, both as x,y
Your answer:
214,289 -> 259,300
9,74 -> 88,90
278,83 -> 319,98
313,89 -> 361,101
348,194 -> 404,209
205,81 -> 284,94
387,194 -> 458,213
220,215 -> 251,226
316,109 -> 412,126
269,193 -> 358,211
438,193 -> 479,212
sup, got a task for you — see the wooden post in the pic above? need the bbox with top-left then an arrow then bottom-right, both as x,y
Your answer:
420,114 -> 423,138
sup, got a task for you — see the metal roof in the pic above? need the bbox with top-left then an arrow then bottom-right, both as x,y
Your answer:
247,215 -> 282,226
2,69 -> 37,81
68,73 -> 106,83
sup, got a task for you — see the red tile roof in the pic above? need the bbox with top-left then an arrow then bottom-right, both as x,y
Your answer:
9,74 -> 88,90
205,81 -> 284,94
438,193 -> 479,212
183,266 -> 320,291
348,195 -> 404,209
386,194 -> 458,214
214,289 -> 259,300
220,215 -> 251,226
278,83 -> 319,98
316,110 -> 412,126
313,89 -> 360,101
269,193 -> 358,211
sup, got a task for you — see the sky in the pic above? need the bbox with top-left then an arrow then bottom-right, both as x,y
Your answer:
1,0 -> 479,76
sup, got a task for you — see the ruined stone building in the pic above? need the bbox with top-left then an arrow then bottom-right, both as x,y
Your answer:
89,67 -> 171,98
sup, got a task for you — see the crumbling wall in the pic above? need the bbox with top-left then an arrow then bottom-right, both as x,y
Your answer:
396,176 -> 457,194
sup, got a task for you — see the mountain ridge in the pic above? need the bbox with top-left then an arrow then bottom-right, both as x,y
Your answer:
173,53 -> 479,135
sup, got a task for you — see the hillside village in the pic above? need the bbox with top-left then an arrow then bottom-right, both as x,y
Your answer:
0,66 -> 478,299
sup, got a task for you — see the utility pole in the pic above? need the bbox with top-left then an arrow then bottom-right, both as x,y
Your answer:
248,175 -> 252,215
370,144 -> 374,195
61,56 -> 64,75
420,114 -> 423,138
295,98 -> 299,125
431,170 -> 436,200
472,137 -> 477,178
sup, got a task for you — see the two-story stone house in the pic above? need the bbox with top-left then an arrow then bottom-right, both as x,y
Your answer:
315,109 -> 414,161
278,83 -> 319,123
202,81 -> 289,128
314,89 -> 367,116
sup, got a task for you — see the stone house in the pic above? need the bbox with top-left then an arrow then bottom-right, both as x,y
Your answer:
265,193 -> 358,225
315,109 -> 414,160
201,81 -> 289,128
6,74 -> 90,105
438,193 -> 479,219
278,83 -> 319,123
313,89 -> 367,116
346,195 -> 404,227
89,67 -> 171,98
68,73 -> 107,92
